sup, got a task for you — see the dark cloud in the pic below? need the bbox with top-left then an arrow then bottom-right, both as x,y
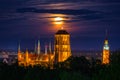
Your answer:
16,8 -> 99,15
16,8 -> 104,22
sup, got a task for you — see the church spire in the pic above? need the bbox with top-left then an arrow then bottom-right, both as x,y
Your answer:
37,40 -> 40,55
104,29 -> 108,45
18,42 -> 21,63
49,42 -> 52,53
18,42 -> 21,53
34,41 -> 37,53
105,29 -> 108,39
45,44 -> 47,54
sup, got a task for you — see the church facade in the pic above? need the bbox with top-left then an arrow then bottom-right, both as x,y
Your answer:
18,29 -> 71,67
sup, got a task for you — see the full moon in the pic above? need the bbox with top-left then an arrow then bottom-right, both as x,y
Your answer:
54,17 -> 63,24
55,17 -> 63,21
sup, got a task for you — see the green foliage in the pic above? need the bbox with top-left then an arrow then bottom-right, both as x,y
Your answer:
24,67 -> 58,80
0,51 -> 120,80
92,51 -> 120,80
59,70 -> 90,80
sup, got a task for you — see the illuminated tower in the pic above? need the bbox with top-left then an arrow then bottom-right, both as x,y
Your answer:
54,28 -> 71,63
18,43 -> 21,62
102,31 -> 110,64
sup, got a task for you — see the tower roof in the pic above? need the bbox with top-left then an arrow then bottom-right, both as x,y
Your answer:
104,30 -> 109,45
56,30 -> 69,34
105,29 -> 108,40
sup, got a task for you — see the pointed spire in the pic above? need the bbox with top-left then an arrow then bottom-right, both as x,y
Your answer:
104,29 -> 108,45
45,44 -> 47,54
105,29 -> 108,40
49,42 -> 52,53
18,42 -> 21,53
25,48 -> 28,54
37,40 -> 40,55
34,41 -> 37,53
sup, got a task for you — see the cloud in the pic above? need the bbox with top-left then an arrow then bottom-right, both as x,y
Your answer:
16,8 -> 99,15
16,8 -> 104,22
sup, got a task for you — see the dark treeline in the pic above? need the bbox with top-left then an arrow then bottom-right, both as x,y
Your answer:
0,50 -> 120,80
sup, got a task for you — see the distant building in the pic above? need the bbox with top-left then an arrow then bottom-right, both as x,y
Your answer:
18,28 -> 71,67
102,31 -> 110,64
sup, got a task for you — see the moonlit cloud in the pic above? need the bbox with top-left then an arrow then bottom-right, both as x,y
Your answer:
0,0 -> 120,50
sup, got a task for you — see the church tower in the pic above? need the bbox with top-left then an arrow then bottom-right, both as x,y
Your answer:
18,43 -> 21,63
54,27 -> 71,63
102,31 -> 110,64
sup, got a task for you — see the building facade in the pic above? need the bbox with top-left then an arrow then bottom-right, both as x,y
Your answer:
18,29 -> 71,67
54,29 -> 71,63
18,43 -> 54,67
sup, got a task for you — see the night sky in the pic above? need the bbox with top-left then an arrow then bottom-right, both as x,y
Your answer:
0,0 -> 120,51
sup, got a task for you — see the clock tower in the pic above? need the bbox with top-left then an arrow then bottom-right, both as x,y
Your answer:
102,31 -> 110,64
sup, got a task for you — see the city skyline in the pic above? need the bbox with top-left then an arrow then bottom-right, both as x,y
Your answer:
0,0 -> 120,51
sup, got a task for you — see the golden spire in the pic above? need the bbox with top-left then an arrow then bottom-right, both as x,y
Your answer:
49,41 -> 52,53
104,29 -> 108,45
37,40 -> 40,54
25,48 -> 28,53
45,44 -> 47,54
34,41 -> 37,53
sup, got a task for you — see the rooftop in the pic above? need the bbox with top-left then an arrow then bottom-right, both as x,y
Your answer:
56,30 -> 69,34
